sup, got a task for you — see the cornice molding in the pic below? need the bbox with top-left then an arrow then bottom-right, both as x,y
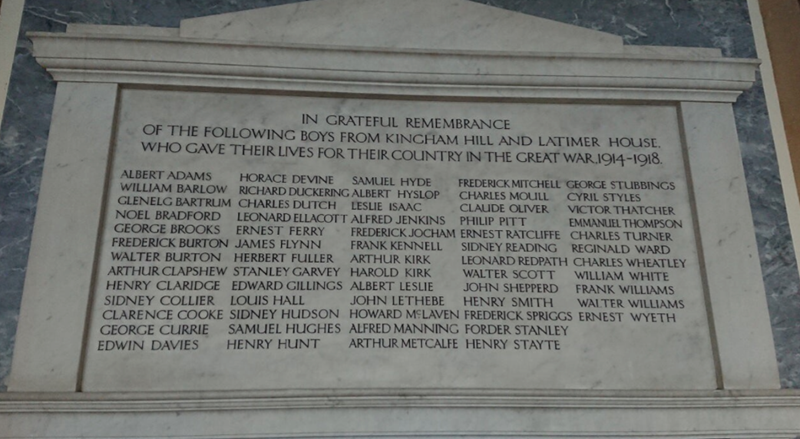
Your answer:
29,32 -> 760,103
3,389 -> 800,412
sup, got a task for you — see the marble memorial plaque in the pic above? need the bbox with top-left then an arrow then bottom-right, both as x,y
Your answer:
83,88 -> 715,391
6,1 -> 795,437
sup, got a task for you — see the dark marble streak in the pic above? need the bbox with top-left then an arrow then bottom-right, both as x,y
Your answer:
0,0 -> 797,390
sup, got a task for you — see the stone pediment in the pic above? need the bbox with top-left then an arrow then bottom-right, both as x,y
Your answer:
30,0 -> 753,105
179,0 -> 623,53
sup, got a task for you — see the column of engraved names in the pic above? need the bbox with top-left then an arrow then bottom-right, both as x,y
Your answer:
99,169 -> 229,353
348,176 -> 459,350
458,178 -> 566,352
232,172 -> 345,352
567,179 -> 689,326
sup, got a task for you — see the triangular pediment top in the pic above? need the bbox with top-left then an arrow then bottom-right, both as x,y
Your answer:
179,0 -> 623,53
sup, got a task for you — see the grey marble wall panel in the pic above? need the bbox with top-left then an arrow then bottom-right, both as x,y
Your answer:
1,0 -> 797,390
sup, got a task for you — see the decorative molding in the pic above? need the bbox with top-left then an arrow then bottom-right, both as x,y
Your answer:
2,392 -> 800,439
3,390 -> 800,412
29,32 -> 759,103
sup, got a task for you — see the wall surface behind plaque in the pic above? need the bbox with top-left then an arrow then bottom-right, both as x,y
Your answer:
0,0 -> 797,390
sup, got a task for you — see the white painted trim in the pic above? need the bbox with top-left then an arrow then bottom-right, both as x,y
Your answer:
748,0 -> 800,281
0,0 -> 24,126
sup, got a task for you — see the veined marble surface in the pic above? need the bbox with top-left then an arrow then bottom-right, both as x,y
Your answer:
0,0 -> 797,390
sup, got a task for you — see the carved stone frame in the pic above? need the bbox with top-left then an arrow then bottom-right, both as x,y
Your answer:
1,14 -> 798,438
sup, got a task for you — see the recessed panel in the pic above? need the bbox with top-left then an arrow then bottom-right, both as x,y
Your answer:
82,89 -> 715,391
